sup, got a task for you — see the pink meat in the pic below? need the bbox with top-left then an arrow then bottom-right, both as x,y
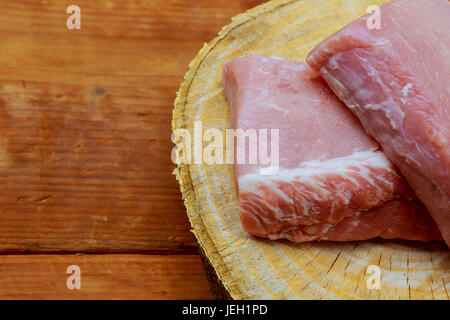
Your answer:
223,54 -> 441,242
307,0 -> 450,246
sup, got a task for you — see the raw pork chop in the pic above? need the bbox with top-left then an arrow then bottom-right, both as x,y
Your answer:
307,0 -> 450,246
223,54 -> 441,242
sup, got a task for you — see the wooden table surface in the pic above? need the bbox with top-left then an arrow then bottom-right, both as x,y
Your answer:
0,0 -> 265,299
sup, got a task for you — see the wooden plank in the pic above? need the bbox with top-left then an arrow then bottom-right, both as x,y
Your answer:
0,0 -> 266,252
0,254 -> 213,299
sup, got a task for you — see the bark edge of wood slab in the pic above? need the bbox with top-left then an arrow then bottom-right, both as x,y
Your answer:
172,0 -> 450,300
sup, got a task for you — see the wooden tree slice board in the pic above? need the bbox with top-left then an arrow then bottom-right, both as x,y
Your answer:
172,0 -> 450,299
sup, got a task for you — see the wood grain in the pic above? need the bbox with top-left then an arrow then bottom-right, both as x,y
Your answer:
0,254 -> 212,299
173,0 -> 450,299
0,0 -> 266,252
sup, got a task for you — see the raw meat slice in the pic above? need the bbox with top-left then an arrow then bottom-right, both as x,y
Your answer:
307,0 -> 450,246
275,200 -> 436,242
223,54 -> 441,242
